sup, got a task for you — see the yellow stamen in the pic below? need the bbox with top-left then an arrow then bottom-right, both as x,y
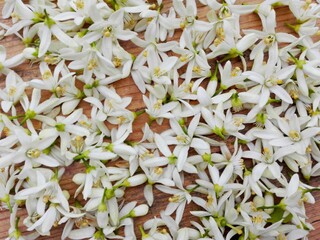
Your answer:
168,194 -> 180,203
87,59 -> 98,70
8,86 -> 16,97
154,167 -> 163,175
176,135 -> 187,143
75,0 -> 84,9
42,70 -> 52,80
113,57 -> 122,68
263,35 -> 275,46
55,86 -> 66,96
26,149 -> 41,159
288,130 -> 301,142
231,67 -> 241,77
71,136 -> 84,151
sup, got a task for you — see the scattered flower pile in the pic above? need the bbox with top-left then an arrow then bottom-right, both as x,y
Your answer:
1,0 -> 320,239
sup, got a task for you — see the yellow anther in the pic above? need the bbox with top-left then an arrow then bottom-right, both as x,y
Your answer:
233,117 -> 244,127
306,145 -> 312,153
8,86 -> 16,97
147,18 -> 153,25
143,51 -> 148,57
160,228 -> 168,234
117,116 -> 127,124
112,57 -> 122,68
75,0 -> 84,9
250,202 -> 257,212
43,195 -> 51,203
87,59 -> 98,70
252,214 -> 264,224
179,55 -> 188,62
303,0 -> 312,10
42,70 -> 52,80
192,66 -> 201,74
78,120 -> 92,129
168,194 -> 180,202
154,66 -> 161,77
277,233 -> 287,240
44,56 -> 58,64
289,90 -> 299,100
149,3 -> 157,10
231,67 -> 241,77
183,82 -> 194,93
53,221 -> 59,227
263,35 -> 275,46
31,212 -> 41,223
26,149 -> 41,159
75,218 -> 89,228
206,194 -> 214,206
277,79 -> 283,84
214,37 -> 223,46
176,135 -> 187,143
288,130 -> 301,142
55,86 -> 66,96
11,12 -> 20,20
216,27 -> 225,38
71,136 -> 84,151
153,99 -> 162,110
154,167 -> 163,175
218,6 -> 231,19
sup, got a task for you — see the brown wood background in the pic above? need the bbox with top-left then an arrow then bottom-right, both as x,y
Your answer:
1,0 -> 320,239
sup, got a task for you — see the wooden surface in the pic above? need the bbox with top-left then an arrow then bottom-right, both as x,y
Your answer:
1,0 -> 320,239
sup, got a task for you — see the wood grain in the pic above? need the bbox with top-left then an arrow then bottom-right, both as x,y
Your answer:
1,0 -> 320,239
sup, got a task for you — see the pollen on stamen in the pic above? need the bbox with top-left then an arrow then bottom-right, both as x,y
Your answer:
168,194 -> 180,203
42,70 -> 52,80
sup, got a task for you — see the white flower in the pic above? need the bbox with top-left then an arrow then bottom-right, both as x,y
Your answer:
254,115 -> 320,159
82,9 -> 137,59
0,46 -> 25,75
243,64 -> 293,107
0,71 -> 27,112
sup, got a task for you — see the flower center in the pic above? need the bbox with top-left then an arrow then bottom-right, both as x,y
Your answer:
153,99 -> 162,110
153,167 -> 163,175
266,76 -> 283,87
252,214 -> 264,224
55,86 -> 66,97
231,67 -> 241,77
87,59 -> 98,70
26,149 -> 41,159
75,218 -> 89,228
103,26 -> 113,37
75,0 -> 84,9
288,130 -> 301,142
263,35 -> 275,46
112,57 -> 122,68
42,70 -> 52,80
233,117 -> 244,127
71,136 -> 84,152
206,194 -> 214,206
8,86 -> 17,97
176,135 -> 188,144
168,194 -> 180,203
219,6 -> 231,19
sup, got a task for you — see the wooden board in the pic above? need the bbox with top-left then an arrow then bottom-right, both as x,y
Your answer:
1,0 -> 320,239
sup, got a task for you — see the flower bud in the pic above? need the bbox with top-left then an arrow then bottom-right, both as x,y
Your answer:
130,204 -> 149,217
123,174 -> 147,187
264,193 -> 274,214
253,195 -> 264,208
23,47 -> 38,60
72,173 -> 86,185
